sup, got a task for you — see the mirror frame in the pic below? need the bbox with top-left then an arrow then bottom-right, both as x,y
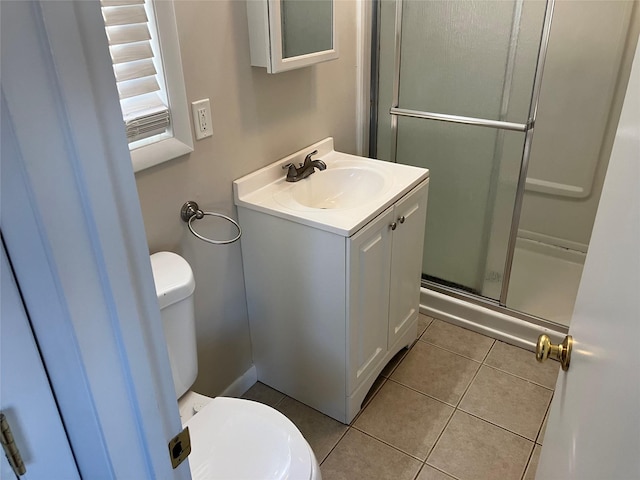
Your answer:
267,0 -> 338,73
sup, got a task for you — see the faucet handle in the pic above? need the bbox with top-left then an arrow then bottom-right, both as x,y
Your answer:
282,162 -> 299,181
304,150 -> 319,164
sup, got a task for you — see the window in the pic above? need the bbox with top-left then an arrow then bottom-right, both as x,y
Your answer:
100,0 -> 193,172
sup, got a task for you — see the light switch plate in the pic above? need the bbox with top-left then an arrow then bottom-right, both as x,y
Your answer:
191,99 -> 212,140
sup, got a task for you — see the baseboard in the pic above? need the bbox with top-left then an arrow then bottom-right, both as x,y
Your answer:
221,364 -> 257,398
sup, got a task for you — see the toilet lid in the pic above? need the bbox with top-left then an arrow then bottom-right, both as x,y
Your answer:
185,397 -> 313,480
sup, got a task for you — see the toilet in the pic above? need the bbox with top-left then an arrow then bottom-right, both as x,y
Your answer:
150,251 -> 321,480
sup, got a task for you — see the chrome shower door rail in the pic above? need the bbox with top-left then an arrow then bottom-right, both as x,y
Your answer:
389,107 -> 532,132
499,0 -> 556,305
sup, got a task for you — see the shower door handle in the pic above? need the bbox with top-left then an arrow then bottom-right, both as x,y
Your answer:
536,334 -> 573,371
388,107 -> 532,132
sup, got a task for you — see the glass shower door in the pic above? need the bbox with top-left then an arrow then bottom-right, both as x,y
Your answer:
375,0 -> 549,301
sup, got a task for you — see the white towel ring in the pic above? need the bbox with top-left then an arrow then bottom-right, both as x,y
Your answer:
180,201 -> 241,245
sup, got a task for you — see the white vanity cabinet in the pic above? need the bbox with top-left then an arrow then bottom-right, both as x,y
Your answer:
238,179 -> 429,423
347,181 -> 428,396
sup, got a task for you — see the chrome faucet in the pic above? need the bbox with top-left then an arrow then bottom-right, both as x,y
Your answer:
282,150 -> 327,182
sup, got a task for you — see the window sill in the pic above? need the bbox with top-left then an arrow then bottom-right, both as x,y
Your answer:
131,136 -> 193,172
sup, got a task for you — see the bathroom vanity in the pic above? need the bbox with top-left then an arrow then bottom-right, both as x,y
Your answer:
234,138 -> 429,423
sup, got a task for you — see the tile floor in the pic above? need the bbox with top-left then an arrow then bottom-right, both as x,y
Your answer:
240,314 -> 559,480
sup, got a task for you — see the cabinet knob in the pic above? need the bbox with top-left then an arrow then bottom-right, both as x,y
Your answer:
390,222 -> 397,231
398,215 -> 405,224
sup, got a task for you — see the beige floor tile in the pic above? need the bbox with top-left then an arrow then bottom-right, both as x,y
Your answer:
416,465 -> 456,480
523,444 -> 542,480
485,341 -> 560,389
421,320 -> 495,361
418,313 -> 434,338
537,406 -> 549,444
354,381 -> 454,460
427,411 -> 533,480
321,428 -> 422,480
391,342 -> 481,406
276,397 -> 348,463
240,381 -> 285,407
459,366 -> 552,440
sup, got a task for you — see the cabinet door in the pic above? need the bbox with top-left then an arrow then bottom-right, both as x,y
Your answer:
347,206 -> 394,394
388,181 -> 429,347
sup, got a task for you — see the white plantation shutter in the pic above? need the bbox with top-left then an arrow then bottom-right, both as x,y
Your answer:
101,0 -> 170,142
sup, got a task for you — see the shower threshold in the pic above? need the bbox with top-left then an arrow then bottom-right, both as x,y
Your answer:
420,280 -> 567,352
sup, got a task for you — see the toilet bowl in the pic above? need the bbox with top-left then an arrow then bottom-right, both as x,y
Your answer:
150,252 -> 321,480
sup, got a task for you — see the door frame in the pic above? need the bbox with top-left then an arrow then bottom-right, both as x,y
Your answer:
1,2 -> 188,478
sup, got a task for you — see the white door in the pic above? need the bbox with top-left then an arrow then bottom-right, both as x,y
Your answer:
1,243 -> 79,479
536,37 -> 640,478
1,2 -> 188,477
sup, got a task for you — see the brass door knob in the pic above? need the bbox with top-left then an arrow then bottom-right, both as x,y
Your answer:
536,334 -> 573,371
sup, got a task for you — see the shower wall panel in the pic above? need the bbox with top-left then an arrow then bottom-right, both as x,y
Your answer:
518,1 -> 635,250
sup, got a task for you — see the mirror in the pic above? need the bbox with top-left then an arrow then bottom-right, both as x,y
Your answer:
247,0 -> 339,73
281,0 -> 333,59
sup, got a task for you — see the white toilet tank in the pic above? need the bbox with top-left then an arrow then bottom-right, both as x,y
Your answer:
150,251 -> 198,399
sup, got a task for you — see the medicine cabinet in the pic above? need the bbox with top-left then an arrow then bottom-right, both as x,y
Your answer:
247,0 -> 338,74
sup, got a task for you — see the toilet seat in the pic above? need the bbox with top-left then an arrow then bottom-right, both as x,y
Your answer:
185,397 -> 315,480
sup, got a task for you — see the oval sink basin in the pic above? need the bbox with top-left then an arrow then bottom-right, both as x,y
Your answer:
234,138 -> 429,235
288,168 -> 387,210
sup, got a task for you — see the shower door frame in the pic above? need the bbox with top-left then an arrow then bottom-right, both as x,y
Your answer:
370,0 -> 569,333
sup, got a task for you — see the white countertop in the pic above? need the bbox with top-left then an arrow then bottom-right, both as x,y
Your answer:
233,138 -> 429,237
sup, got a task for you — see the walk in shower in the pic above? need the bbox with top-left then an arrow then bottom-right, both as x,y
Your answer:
371,0 -> 637,336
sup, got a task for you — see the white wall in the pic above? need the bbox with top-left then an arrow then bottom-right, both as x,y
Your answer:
134,0 -> 359,396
